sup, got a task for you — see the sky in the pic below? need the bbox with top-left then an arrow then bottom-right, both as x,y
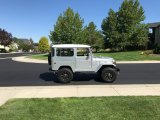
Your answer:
0,0 -> 160,43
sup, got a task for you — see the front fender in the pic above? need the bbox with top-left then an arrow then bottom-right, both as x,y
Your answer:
95,63 -> 117,73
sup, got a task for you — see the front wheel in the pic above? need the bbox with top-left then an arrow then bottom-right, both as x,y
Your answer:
101,67 -> 117,83
57,68 -> 73,83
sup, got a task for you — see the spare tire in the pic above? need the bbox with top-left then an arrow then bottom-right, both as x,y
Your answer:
48,52 -> 51,65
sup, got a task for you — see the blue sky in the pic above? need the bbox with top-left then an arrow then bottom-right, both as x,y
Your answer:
0,0 -> 160,43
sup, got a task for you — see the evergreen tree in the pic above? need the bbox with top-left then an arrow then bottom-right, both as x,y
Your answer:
84,22 -> 104,52
102,9 -> 119,49
50,7 -> 84,44
102,0 -> 148,51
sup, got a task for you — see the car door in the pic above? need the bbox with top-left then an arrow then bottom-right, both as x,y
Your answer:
76,48 -> 92,71
52,48 -> 75,71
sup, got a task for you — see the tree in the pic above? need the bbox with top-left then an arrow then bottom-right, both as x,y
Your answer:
84,22 -> 104,52
9,43 -> 18,52
29,38 -> 34,50
0,28 -> 12,49
50,7 -> 84,44
38,37 -> 49,53
102,9 -> 119,49
18,42 -> 32,52
13,37 -> 34,52
102,0 -> 148,51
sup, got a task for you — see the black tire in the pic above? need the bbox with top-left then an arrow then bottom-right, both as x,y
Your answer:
57,68 -> 73,83
48,52 -> 51,65
101,67 -> 117,83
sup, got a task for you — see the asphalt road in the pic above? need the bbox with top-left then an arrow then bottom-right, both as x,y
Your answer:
0,56 -> 160,86
0,52 -> 39,59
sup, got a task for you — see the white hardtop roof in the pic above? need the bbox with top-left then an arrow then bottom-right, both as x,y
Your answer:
51,44 -> 90,48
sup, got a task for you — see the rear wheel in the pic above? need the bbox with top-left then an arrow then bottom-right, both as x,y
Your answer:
101,67 -> 117,83
57,68 -> 73,83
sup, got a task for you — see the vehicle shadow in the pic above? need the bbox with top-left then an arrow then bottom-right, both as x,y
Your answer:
39,72 -> 103,83
39,72 -> 59,83
73,73 -> 103,82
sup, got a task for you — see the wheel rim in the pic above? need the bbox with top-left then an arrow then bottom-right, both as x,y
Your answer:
104,72 -> 113,81
60,71 -> 70,81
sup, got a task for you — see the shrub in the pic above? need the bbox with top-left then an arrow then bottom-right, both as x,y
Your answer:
153,44 -> 160,54
140,50 -> 153,56
9,43 -> 18,52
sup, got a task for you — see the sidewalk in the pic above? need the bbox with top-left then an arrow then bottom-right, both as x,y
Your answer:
12,56 -> 160,64
1,84 -> 160,106
12,56 -> 47,63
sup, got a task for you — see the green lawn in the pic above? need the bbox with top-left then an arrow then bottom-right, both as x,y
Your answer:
0,97 -> 160,120
28,51 -> 160,61
95,51 -> 160,61
28,54 -> 48,60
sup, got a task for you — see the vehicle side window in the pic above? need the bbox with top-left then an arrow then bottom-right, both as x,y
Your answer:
77,48 -> 89,56
56,48 -> 74,57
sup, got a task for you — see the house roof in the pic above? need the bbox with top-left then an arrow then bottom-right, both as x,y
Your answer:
17,38 -> 32,45
51,44 -> 90,48
148,22 -> 160,28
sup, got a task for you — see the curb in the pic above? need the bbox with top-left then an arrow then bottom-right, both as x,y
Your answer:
0,57 -> 12,60
117,61 -> 160,64
12,56 -> 160,64
0,52 -> 25,55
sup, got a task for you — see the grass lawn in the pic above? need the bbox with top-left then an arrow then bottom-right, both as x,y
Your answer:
0,97 -> 160,120
27,54 -> 48,60
94,51 -> 160,61
28,51 -> 160,61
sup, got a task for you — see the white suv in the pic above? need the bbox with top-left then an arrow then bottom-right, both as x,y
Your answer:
48,44 -> 120,83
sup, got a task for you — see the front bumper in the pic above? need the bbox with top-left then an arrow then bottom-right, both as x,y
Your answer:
116,67 -> 120,72
114,67 -> 120,75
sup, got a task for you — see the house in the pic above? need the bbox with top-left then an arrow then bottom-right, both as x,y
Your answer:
14,38 -> 34,52
0,42 -> 19,52
20,38 -> 32,45
0,45 -> 10,52
148,22 -> 160,48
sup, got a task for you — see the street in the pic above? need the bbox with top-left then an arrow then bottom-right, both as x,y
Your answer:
0,52 -> 39,59
0,53 -> 160,86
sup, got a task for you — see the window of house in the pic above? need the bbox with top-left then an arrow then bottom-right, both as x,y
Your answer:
56,48 -> 74,57
149,28 -> 153,34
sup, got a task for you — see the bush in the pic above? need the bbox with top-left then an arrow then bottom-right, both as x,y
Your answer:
9,43 -> 18,52
153,44 -> 160,54
140,50 -> 153,56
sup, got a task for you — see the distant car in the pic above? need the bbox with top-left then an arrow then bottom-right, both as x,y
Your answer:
48,44 -> 120,83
